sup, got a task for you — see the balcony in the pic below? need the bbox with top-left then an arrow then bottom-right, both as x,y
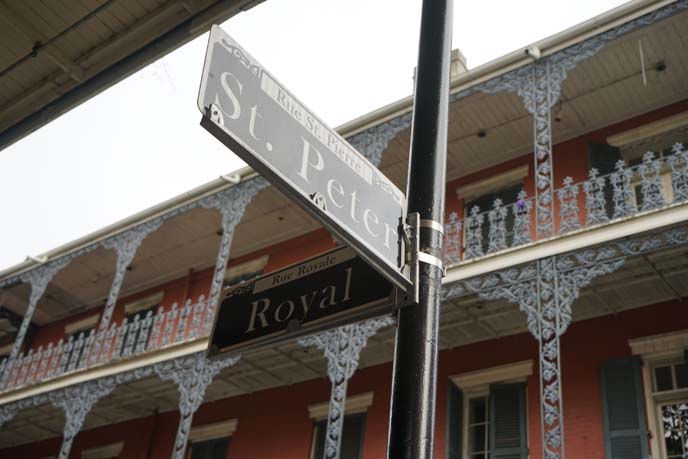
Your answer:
443,143 -> 688,278
0,295 -> 211,394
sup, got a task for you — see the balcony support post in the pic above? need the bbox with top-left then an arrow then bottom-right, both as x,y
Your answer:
299,317 -> 394,459
89,220 -> 163,363
50,377 -> 117,459
440,228 -> 688,459
0,258 -> 70,389
154,352 -> 239,459
200,177 -> 268,334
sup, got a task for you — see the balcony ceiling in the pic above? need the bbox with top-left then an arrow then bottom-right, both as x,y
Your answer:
0,0 -> 263,152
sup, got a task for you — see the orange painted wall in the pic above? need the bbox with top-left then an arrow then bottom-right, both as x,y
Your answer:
4,298 -> 688,459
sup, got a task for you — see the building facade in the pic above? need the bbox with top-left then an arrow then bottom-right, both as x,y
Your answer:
1,1 -> 688,458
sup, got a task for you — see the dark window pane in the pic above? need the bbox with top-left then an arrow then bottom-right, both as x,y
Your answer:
655,366 -> 674,392
190,437 -> 230,459
675,363 -> 688,389
470,425 -> 486,453
470,398 -> 487,424
465,183 -> 523,253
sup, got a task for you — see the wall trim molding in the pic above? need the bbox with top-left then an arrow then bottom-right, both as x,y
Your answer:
456,165 -> 528,201
450,360 -> 534,390
189,419 -> 238,443
308,391 -> 374,420
123,291 -> 164,315
629,329 -> 688,359
64,314 -> 99,335
81,442 -> 124,459
607,111 -> 688,147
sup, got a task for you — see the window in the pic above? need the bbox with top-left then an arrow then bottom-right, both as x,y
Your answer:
464,183 -> 523,254
308,392 -> 373,459
466,396 -> 489,458
187,419 -> 237,459
190,438 -> 230,459
311,414 -> 366,459
81,442 -> 123,459
588,142 -> 622,220
629,330 -> 688,459
448,361 -> 532,459
606,115 -> 688,215
119,294 -> 162,356
63,314 -> 99,368
223,256 -> 269,287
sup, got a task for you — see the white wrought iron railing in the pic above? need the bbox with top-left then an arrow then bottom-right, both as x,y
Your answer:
443,144 -> 688,266
0,295 -> 211,393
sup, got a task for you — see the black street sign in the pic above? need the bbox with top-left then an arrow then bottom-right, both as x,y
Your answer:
207,246 -> 395,355
197,25 -> 410,291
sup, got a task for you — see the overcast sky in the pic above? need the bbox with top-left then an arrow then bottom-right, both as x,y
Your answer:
0,0 -> 629,272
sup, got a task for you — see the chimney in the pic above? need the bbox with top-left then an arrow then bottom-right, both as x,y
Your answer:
450,48 -> 468,78
413,48 -> 468,86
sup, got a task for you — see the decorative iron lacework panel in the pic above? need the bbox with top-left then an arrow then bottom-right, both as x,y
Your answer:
0,350 -> 238,459
444,144 -> 688,265
299,317 -> 394,459
444,224 -> 688,459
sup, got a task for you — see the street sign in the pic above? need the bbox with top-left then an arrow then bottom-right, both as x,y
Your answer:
197,25 -> 410,291
207,246 -> 395,356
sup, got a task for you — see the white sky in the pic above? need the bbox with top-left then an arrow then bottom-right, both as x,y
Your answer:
0,0 -> 629,272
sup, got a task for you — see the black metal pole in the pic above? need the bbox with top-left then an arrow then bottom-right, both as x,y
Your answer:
387,0 -> 453,458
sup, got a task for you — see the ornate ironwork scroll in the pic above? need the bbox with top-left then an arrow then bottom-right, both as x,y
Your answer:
299,317 -> 394,459
97,220 -> 163,332
200,177 -> 268,334
50,377 -> 117,459
444,224 -> 688,459
0,258 -> 70,389
155,352 -> 240,459
348,112 -> 413,167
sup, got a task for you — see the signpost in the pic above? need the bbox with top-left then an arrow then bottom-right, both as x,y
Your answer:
207,246 -> 394,355
197,26 -> 410,291
198,5 -> 452,455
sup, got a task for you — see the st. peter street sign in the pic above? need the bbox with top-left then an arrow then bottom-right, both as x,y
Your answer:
197,25 -> 410,292
207,246 -> 395,355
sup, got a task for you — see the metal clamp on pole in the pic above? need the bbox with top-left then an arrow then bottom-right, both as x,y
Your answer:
400,212 -> 421,306
399,214 -> 446,307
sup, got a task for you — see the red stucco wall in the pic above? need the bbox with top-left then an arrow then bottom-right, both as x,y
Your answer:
3,298 -> 687,459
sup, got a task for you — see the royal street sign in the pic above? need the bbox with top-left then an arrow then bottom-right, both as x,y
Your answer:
197,25 -> 410,291
207,246 -> 395,355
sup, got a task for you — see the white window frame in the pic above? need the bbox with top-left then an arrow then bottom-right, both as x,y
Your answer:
64,314 -> 99,335
629,329 -> 688,459
307,391 -> 374,421
223,255 -> 269,286
123,291 -> 164,316
81,442 -> 124,459
455,165 -> 529,203
188,419 -> 238,443
450,360 -> 533,459
186,419 -> 238,459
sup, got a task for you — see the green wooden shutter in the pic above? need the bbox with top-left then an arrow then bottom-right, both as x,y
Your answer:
600,358 -> 649,459
489,383 -> 527,459
588,142 -> 622,219
446,381 -> 463,459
